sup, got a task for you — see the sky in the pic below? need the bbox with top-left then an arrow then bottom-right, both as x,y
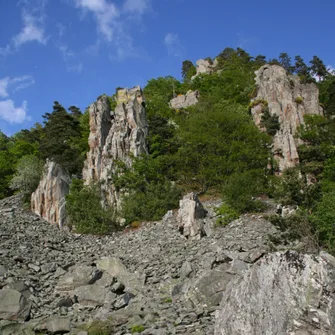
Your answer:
0,0 -> 334,135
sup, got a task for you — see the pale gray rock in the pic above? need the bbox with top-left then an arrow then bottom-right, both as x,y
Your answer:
191,58 -> 218,79
55,265 -> 100,293
74,284 -> 108,307
214,251 -> 335,335
169,90 -> 199,109
97,257 -> 142,294
251,64 -> 323,171
31,160 -> 71,227
82,87 -> 148,210
46,316 -> 71,334
177,193 -> 207,240
0,265 -> 7,276
0,289 -> 31,321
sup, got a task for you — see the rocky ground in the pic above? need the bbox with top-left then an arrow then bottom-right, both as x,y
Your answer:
0,195 -> 328,335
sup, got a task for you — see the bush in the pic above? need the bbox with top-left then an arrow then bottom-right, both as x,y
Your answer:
10,155 -> 44,195
66,179 -> 117,234
121,180 -> 180,224
215,203 -> 239,225
295,96 -> 303,104
131,325 -> 145,334
84,320 -> 114,335
223,169 -> 268,213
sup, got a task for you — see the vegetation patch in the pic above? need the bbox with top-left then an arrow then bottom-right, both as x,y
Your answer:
215,203 -> 239,225
295,96 -> 303,104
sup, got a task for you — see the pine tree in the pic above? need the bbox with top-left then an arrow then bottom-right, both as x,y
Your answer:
310,56 -> 328,80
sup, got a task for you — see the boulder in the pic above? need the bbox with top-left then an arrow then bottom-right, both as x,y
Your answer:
97,257 -> 142,294
250,64 -> 323,171
191,58 -> 218,79
214,251 -> 335,334
31,160 -> 71,227
0,289 -> 31,321
82,87 -> 148,210
169,91 -> 199,109
74,284 -> 108,307
177,193 -> 207,240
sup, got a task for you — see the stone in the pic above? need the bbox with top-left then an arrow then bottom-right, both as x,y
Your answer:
82,87 -> 148,210
74,284 -> 108,307
31,160 -> 71,227
46,316 -> 71,334
214,251 -> 335,335
180,261 -> 194,279
177,193 -> 207,240
97,257 -> 142,294
0,289 -> 31,321
191,58 -> 218,79
114,292 -> 135,309
0,265 -> 7,276
250,64 -> 323,171
169,91 -> 199,109
56,265 -> 99,293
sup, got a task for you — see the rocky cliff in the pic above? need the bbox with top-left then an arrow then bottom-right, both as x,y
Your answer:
169,90 -> 199,109
31,160 -> 70,227
251,65 -> 323,171
191,58 -> 218,80
82,86 -> 148,209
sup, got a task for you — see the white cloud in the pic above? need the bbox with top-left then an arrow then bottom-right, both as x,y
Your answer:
164,33 -> 184,57
68,62 -> 83,73
0,76 -> 35,98
0,100 -> 30,124
0,1 -> 48,55
123,0 -> 151,15
57,44 -> 84,73
73,0 -> 151,60
13,11 -> 47,47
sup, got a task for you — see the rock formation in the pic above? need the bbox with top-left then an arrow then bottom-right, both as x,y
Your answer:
251,64 -> 323,171
214,251 -> 335,334
169,90 -> 199,109
177,193 -> 208,240
31,160 -> 71,227
82,86 -> 148,209
191,58 -> 218,79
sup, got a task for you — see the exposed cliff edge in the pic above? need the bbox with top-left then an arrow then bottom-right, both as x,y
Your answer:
251,64 -> 323,171
169,90 -> 199,109
82,86 -> 148,209
191,58 -> 218,79
31,160 -> 71,227
215,251 -> 335,334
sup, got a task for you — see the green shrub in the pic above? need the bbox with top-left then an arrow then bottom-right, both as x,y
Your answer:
84,320 -> 114,335
248,99 -> 268,110
223,169 -> 268,213
121,180 -> 180,224
66,179 -> 117,234
131,325 -> 145,333
260,109 -> 280,136
295,96 -> 303,104
215,203 -> 239,225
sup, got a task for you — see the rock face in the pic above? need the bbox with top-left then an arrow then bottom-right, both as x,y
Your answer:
0,289 -> 31,321
169,90 -> 199,109
214,251 -> 335,335
31,160 -> 71,227
191,58 -> 218,79
177,193 -> 208,240
251,64 -> 323,171
82,87 -> 148,209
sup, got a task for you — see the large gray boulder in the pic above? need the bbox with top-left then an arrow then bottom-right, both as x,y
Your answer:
191,58 -> 218,79
214,251 -> 335,335
82,87 -> 148,210
251,64 -> 323,171
0,289 -> 31,321
31,160 -> 71,227
177,193 -> 207,240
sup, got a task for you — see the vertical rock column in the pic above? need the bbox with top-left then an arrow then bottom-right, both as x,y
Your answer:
31,160 -> 71,227
250,64 -> 323,172
82,87 -> 148,210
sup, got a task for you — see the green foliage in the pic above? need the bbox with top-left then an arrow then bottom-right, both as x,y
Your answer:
248,99 -> 268,110
260,109 -> 280,136
222,169 -> 268,213
181,60 -> 196,82
66,179 -> 117,234
114,156 -> 181,224
40,101 -> 83,175
279,52 -> 293,73
9,155 -> 43,194
215,203 -> 239,225
84,320 -> 114,335
295,96 -> 303,104
174,101 -> 270,191
131,325 -> 145,333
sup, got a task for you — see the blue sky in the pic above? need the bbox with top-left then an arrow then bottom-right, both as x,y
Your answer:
0,0 -> 334,135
